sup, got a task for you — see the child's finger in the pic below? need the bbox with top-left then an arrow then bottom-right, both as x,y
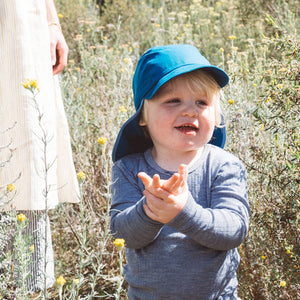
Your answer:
146,188 -> 175,205
177,164 -> 188,190
143,204 -> 159,222
138,172 -> 153,188
163,173 -> 180,192
152,174 -> 161,188
143,202 -> 155,218
178,164 -> 188,181
143,190 -> 164,212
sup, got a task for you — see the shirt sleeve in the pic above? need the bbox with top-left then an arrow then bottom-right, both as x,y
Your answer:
110,161 -> 164,249
167,160 -> 250,251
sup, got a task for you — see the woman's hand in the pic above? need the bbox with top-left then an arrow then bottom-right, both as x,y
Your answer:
49,25 -> 68,75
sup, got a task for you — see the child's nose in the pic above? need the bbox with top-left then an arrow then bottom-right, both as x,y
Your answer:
182,103 -> 198,117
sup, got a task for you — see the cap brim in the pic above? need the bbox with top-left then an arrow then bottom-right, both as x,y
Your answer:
209,115 -> 226,148
112,105 -> 153,162
144,64 -> 229,101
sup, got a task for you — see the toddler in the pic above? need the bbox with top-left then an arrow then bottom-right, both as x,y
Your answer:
110,44 -> 249,300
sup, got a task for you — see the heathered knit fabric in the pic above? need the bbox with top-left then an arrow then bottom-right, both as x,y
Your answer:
110,144 -> 249,300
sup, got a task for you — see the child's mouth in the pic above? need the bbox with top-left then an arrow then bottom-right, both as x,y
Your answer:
175,124 -> 199,134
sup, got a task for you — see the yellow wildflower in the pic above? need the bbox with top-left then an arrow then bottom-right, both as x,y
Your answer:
261,255 -> 266,259
22,81 -> 29,89
123,58 -> 129,64
17,213 -> 26,223
219,48 -> 224,52
260,124 -> 264,131
266,97 -> 271,103
7,184 -> 15,192
253,83 -> 257,87
278,84 -> 283,89
280,280 -> 286,287
119,106 -> 127,113
58,13 -> 64,18
77,171 -> 86,182
56,276 -> 66,286
228,99 -> 234,105
103,36 -> 107,40
113,238 -> 125,250
228,35 -> 236,40
73,278 -> 80,284
86,28 -> 91,32
30,79 -> 38,89
22,79 -> 40,91
98,137 -> 107,145
120,68 -> 125,73
29,245 -> 35,252
286,249 -> 291,254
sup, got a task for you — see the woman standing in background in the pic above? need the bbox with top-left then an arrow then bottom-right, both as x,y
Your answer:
0,0 -> 79,292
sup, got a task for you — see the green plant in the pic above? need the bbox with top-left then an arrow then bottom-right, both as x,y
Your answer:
2,0 -> 299,298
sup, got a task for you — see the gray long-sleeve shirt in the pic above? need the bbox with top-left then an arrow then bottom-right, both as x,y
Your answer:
110,145 -> 249,300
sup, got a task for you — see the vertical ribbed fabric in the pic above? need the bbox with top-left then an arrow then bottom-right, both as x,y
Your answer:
14,211 -> 55,292
0,0 -> 79,210
1,211 -> 54,293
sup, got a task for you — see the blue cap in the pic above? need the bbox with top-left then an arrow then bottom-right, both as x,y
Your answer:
112,44 -> 229,162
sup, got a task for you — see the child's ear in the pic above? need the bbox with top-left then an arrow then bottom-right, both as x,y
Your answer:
138,118 -> 147,126
138,108 -> 147,126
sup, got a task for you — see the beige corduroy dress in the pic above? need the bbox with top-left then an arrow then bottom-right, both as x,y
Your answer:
0,0 -> 79,292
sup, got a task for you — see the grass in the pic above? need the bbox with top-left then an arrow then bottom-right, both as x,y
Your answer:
0,0 -> 299,298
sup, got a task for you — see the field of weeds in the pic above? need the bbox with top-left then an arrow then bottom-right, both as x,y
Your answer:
1,0 -> 299,299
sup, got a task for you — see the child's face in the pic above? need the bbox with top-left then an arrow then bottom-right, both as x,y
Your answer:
139,76 -> 216,159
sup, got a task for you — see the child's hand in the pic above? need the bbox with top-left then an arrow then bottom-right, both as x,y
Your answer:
162,164 -> 188,196
138,165 -> 189,224
137,172 -> 162,196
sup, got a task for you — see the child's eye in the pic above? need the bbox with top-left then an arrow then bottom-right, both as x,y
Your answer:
196,100 -> 208,106
166,98 -> 180,104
